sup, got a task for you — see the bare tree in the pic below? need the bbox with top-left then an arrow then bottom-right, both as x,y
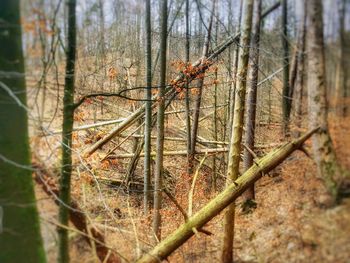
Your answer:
221,0 -> 254,262
185,0 -> 192,174
281,0 -> 291,134
293,0 -> 307,137
153,0 -> 168,240
143,0 -> 152,214
58,0 -> 77,262
189,1 -> 216,174
241,0 -> 262,211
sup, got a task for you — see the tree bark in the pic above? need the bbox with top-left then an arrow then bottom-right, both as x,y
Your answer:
58,1 -> 77,262
143,0 -> 152,214
242,0 -> 262,208
0,1 -> 46,262
335,0 -> 347,116
307,0 -> 345,200
293,0 -> 307,137
222,0 -> 254,262
281,0 -> 291,135
185,0 -> 192,175
227,0 -> 243,144
153,0 -> 168,241
136,128 -> 319,263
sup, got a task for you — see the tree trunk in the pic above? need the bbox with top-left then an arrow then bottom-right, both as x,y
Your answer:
189,1 -> 215,174
241,0 -> 262,210
281,0 -> 291,135
335,0 -> 347,116
0,1 -> 46,262
307,0 -> 345,200
143,0 -> 152,214
185,0 -> 192,175
58,0 -> 77,262
136,129 -> 318,263
227,0 -> 243,143
98,0 -> 106,114
153,0 -> 168,241
293,0 -> 307,137
222,0 -> 254,262
212,6 -> 219,190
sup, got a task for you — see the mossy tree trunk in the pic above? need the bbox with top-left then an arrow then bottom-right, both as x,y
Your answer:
0,1 -> 46,262
58,0 -> 77,262
221,0 -> 254,262
307,0 -> 346,200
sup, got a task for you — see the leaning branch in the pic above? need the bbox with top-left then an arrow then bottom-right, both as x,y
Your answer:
136,128 -> 319,263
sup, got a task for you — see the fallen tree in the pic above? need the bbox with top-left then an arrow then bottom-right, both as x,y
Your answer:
83,33 -> 240,157
83,2 -> 281,158
108,147 -> 228,159
136,128 -> 318,263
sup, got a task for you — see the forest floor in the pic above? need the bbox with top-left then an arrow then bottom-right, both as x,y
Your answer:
32,92 -> 350,262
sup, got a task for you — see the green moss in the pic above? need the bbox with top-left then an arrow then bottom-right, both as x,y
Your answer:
0,1 -> 46,262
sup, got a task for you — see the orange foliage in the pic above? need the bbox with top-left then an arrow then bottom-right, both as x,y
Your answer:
108,67 -> 118,81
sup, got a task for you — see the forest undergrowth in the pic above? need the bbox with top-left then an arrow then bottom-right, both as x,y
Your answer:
33,95 -> 350,262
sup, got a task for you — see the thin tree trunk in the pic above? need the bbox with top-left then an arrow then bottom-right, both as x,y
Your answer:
189,1 -> 215,174
241,0 -> 262,210
221,0 -> 254,262
0,1 -> 46,261
185,0 -> 192,175
58,0 -> 77,262
153,0 -> 168,241
98,0 -> 106,114
136,128 -> 319,263
212,6 -> 219,191
293,0 -> 307,137
307,0 -> 346,201
228,0 -> 244,143
281,0 -> 291,135
335,0 -> 347,116
143,0 -> 152,214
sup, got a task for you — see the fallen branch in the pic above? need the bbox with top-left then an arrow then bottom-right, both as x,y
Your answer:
107,148 -> 228,159
44,118 -> 126,135
136,128 -> 319,263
